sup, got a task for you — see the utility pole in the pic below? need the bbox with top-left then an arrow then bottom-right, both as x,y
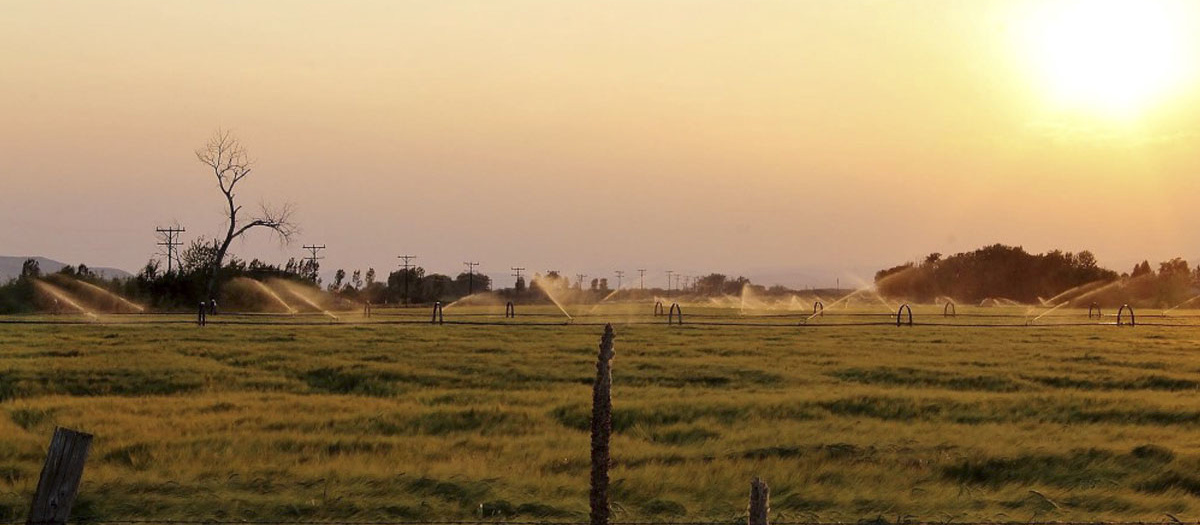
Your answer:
155,226 -> 185,274
511,267 -> 525,289
397,255 -> 416,305
576,274 -> 587,290
464,261 -> 480,295
614,270 -> 625,290
637,269 -> 646,290
302,244 -> 325,282
666,270 -> 674,296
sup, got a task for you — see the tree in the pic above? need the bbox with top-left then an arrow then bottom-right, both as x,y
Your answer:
1132,260 -> 1154,278
329,269 -> 346,292
364,268 -> 376,287
180,238 -> 220,274
196,130 -> 298,300
20,259 -> 40,279
350,270 -> 363,291
697,273 -> 727,295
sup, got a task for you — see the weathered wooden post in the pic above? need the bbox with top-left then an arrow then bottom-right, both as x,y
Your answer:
27,427 -> 92,525
748,477 -> 769,525
590,324 -> 615,525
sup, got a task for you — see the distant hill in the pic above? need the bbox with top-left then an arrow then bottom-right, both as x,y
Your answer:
0,256 -> 133,282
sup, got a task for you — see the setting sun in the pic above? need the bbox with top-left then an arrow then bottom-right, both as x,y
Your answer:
1020,0 -> 1197,116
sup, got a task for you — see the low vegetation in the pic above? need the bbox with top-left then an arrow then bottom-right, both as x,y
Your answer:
2,314 -> 1200,521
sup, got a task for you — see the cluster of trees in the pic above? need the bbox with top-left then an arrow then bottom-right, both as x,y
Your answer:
319,266 -> 493,305
1122,257 -> 1200,308
875,244 -> 1200,307
0,259 -> 139,313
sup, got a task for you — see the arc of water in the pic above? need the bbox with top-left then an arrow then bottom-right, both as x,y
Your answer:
1029,301 -> 1069,324
33,280 -> 98,319
538,285 -> 574,320
65,278 -> 145,312
249,279 -> 296,313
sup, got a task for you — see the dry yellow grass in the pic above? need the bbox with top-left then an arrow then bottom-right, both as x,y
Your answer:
2,306 -> 1200,521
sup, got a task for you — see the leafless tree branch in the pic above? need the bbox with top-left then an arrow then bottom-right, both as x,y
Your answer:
196,129 -> 299,299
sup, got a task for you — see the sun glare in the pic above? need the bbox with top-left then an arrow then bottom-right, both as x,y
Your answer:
1020,0 -> 1196,117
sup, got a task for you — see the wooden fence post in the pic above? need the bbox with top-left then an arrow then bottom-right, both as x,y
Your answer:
590,324 -> 615,525
748,477 -> 769,525
27,427 -> 92,525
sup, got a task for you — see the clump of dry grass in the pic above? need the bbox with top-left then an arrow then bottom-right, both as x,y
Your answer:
1,309 -> 1200,520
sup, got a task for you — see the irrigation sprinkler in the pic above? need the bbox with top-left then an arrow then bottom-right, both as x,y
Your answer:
197,302 -> 207,326
668,303 -> 683,325
1088,302 -> 1102,320
813,301 -> 824,317
943,301 -> 956,318
363,302 -> 372,318
1117,304 -> 1136,327
896,304 -> 913,327
431,302 -> 444,325
505,301 -> 516,318
654,301 -> 664,317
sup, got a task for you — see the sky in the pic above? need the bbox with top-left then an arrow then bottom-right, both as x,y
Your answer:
3,0 -> 1200,288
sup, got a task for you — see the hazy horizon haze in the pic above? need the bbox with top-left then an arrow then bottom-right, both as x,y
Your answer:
4,0 -> 1200,287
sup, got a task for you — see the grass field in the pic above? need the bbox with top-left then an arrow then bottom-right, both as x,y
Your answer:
3,304 -> 1200,522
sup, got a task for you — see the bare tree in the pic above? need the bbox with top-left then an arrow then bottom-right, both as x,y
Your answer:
196,130 -> 298,299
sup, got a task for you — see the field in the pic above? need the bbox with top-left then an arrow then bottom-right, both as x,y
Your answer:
3,304 -> 1200,522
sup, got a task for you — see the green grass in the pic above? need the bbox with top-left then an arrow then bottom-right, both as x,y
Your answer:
2,306 -> 1200,521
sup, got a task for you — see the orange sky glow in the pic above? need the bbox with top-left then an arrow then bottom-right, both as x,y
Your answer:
3,0 -> 1200,286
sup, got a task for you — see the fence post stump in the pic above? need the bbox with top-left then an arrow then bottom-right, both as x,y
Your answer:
748,477 -> 769,525
590,324 -> 615,525
27,427 -> 92,525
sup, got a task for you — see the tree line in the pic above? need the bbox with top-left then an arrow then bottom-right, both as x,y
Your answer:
874,244 -> 1200,307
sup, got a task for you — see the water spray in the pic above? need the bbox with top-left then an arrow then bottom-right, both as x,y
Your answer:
66,278 -> 146,312
33,280 -> 97,320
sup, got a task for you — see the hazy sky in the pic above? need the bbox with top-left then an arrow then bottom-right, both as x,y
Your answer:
3,0 -> 1200,287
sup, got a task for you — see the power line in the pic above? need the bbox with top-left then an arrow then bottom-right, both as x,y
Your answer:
302,245 -> 326,264
511,266 -> 525,287
464,261 -> 480,295
154,226 -> 185,274
576,273 -> 587,289
397,255 -> 416,305
301,244 -> 326,283
614,270 -> 625,290
637,269 -> 646,290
